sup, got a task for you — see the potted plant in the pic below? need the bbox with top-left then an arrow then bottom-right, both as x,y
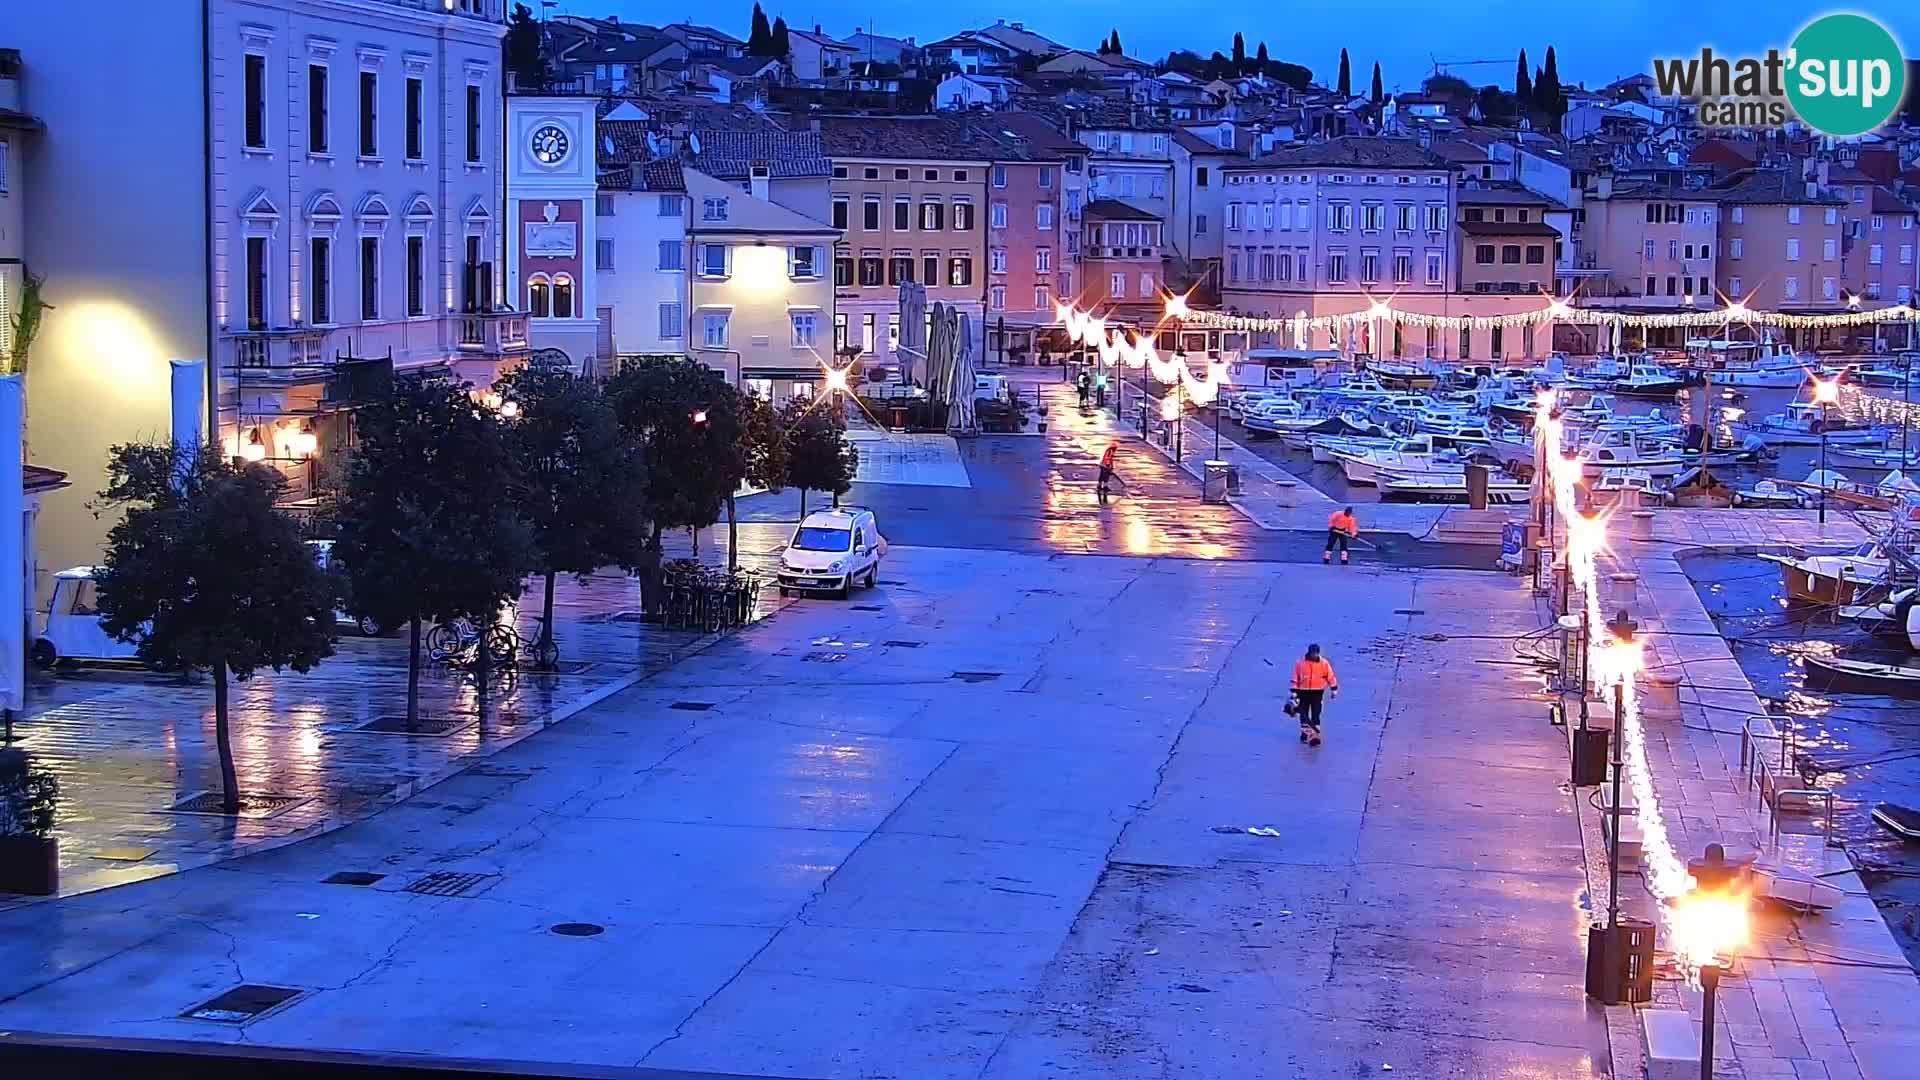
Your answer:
0,756 -> 59,896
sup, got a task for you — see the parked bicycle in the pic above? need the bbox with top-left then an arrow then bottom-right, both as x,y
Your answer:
655,560 -> 763,632
501,615 -> 562,671
426,616 -> 517,669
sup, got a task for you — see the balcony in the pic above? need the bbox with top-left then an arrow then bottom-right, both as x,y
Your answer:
228,328 -> 330,386
383,0 -> 501,19
457,310 -> 529,356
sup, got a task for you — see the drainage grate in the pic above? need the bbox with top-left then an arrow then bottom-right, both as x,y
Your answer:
669,701 -> 715,711
550,922 -> 605,937
883,640 -> 924,648
802,651 -> 849,663
1392,608 -> 1427,615
183,984 -> 303,1023
520,660 -> 594,675
322,871 -> 385,887
165,792 -> 305,819
357,715 -> 473,737
850,604 -> 883,612
402,871 -> 498,898
951,671 -> 1003,684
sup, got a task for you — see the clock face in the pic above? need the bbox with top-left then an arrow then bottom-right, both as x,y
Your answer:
530,124 -> 569,165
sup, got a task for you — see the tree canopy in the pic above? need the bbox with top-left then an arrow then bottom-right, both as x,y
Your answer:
1336,48 -> 1351,96
1516,49 -> 1532,103
605,356 -> 744,542
769,16 -> 791,60
782,401 -> 857,517
1370,61 -> 1384,105
746,3 -> 774,56
503,3 -> 548,90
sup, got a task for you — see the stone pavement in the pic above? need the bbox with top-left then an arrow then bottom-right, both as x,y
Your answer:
845,426 -> 972,488
0,543 -> 1610,1079
1567,509 -> 1919,1080
0,533 -> 795,903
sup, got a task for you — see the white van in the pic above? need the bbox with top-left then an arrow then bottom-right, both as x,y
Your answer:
777,508 -> 887,598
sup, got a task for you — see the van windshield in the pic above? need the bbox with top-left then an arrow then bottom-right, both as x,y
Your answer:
792,527 -> 853,552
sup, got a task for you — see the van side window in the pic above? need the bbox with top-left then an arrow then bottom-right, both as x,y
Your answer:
853,529 -> 865,550
71,579 -> 100,615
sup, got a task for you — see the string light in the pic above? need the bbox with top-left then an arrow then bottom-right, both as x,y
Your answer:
1123,299 -> 1920,336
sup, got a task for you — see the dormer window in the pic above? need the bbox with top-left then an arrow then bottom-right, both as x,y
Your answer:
702,197 -> 729,222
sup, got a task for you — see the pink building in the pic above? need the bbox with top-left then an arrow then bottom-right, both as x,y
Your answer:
1840,187 -> 1919,350
985,154 -> 1066,348
1713,168 -> 1847,346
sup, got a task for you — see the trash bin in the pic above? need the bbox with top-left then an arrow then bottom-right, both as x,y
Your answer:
1203,460 -> 1232,504
891,406 -> 908,433
1273,479 -> 1300,507
1571,725 -> 1609,786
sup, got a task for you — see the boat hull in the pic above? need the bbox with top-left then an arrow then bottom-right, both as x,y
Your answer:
1717,369 -> 1806,389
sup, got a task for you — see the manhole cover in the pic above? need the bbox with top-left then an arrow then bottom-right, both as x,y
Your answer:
1393,609 -> 1427,615
669,701 -> 715,711
550,922 -> 605,937
357,715 -> 474,737
850,604 -> 883,611
323,871 -> 385,887
520,660 -> 594,675
1022,588 -> 1060,596
183,984 -> 303,1023
883,640 -> 924,648
951,671 -> 1002,684
90,846 -> 156,862
164,792 -> 305,819
802,651 -> 849,663
402,871 -> 498,898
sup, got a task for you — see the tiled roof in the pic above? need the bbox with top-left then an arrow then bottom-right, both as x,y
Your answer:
991,112 -> 1081,156
1172,128 -> 1250,155
1224,136 -> 1452,171
814,114 -> 1069,163
1084,199 -> 1160,221
597,166 -> 634,191
665,22 -> 743,45
1458,219 -> 1560,237
1711,168 -> 1847,206
1458,182 -> 1558,208
1871,186 -> 1918,216
599,119 -> 654,162
1427,137 -> 1493,164
689,128 -> 831,179
638,159 -> 686,192
708,55 -> 783,77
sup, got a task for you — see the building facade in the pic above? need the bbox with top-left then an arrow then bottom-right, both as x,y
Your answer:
506,94 -> 600,369
1841,187 -> 1919,340
1713,169 -> 1848,330
595,159 -> 688,360
1582,182 -> 1721,322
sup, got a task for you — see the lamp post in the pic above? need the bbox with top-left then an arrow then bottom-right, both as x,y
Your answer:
1812,375 -> 1840,525
1167,293 -> 1190,459
1605,608 -> 1637,933
1699,961 -> 1722,1080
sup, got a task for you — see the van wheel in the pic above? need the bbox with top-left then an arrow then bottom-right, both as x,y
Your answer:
778,586 -> 790,597
29,640 -> 56,670
835,578 -> 851,600
864,565 -> 879,589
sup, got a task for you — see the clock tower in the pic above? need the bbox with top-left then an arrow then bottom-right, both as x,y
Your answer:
505,95 -> 600,372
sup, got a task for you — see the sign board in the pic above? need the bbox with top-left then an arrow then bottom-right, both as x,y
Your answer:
1500,522 -> 1526,569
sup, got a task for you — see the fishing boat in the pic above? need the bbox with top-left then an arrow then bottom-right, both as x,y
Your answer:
1376,468 -> 1532,504
1759,541 -> 1892,605
1871,802 -> 1920,841
1666,465 -> 1734,509
1804,654 -> 1920,697
1730,479 -> 1806,509
1847,361 -> 1914,389
1590,468 -> 1668,507
1735,402 -> 1891,447
1368,361 -> 1443,391
1330,434 -> 1464,486
1826,445 -> 1920,470
1686,337 -> 1811,389
1572,427 -> 1750,478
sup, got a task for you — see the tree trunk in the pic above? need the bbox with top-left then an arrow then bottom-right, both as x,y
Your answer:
540,570 -> 558,661
726,492 -> 738,571
475,612 -> 492,719
639,524 -> 664,615
406,617 -> 422,724
799,487 -> 808,519
213,661 -> 238,814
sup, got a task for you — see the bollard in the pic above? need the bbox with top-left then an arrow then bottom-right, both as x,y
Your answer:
1273,479 -> 1300,507
1630,509 -> 1655,541
1607,572 -> 1640,611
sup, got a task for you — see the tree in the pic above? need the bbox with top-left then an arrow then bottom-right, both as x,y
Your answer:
1268,61 -> 1312,91
746,3 -> 773,56
1256,42 -> 1269,68
1370,61 -> 1384,105
1476,85 -> 1521,126
1337,48 -> 1351,96
1232,33 -> 1246,70
732,391 -> 788,570
495,366 -> 648,669
606,357 -> 745,608
769,16 -> 791,60
782,400 -> 856,517
333,371 -> 535,725
93,444 -> 335,813
503,3 -> 548,90
1423,73 -> 1475,112
1538,46 -> 1565,130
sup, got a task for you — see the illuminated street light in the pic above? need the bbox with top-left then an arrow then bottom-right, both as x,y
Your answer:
691,409 -> 708,425
1811,376 -> 1840,524
822,365 -> 851,394
1676,844 -> 1753,1080
498,399 -> 520,420
1164,292 -> 1190,319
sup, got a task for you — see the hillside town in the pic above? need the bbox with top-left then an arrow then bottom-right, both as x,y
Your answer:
6,5 -> 1920,1080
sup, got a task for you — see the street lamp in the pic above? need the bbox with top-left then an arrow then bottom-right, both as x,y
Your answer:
1812,375 -> 1840,525
1604,607 -> 1638,934
1676,844 -> 1753,1080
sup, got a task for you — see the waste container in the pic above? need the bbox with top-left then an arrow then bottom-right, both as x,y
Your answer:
1203,460 -> 1232,504
891,406 -> 908,433
1586,916 -> 1657,1004
1571,726 -> 1609,786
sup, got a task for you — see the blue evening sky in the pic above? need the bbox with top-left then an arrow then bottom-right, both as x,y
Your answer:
554,2 -> 1919,94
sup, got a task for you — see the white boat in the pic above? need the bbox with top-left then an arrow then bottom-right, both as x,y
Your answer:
1827,444 -> 1920,470
1572,428 -> 1746,478
1331,434 -> 1465,486
1731,479 -> 1807,509
1686,337 -> 1811,389
1591,468 -> 1668,506
1759,541 -> 1892,605
1736,402 -> 1891,447
1377,469 -> 1532,504
1848,361 -> 1916,389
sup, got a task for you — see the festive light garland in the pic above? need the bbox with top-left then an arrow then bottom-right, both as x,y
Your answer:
1176,299 -> 1919,336
1055,303 -> 1226,405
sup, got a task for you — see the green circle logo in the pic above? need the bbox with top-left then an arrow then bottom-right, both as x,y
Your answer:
1786,14 -> 1907,137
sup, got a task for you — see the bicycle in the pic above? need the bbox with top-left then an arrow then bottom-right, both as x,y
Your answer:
512,615 -> 561,670
427,616 -> 517,669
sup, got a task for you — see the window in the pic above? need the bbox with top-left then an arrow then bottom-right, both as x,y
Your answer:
1425,204 -> 1446,232
658,240 -> 683,271
1327,203 -> 1352,231
991,165 -> 1007,188
659,302 -> 682,339
1036,248 -> 1051,272
1396,204 -> 1414,231
1327,252 -> 1347,282
922,254 -> 938,285
405,76 -> 423,160
529,276 -> 550,317
1360,252 -> 1378,283
1644,239 -> 1656,261
831,198 -> 849,229
1731,206 -> 1744,224
1490,326 -> 1504,356
1501,245 -> 1521,264
1902,244 -> 1914,265
862,313 -> 876,353
359,237 -> 379,319
1868,282 -> 1883,300
835,256 -> 853,286
863,197 -> 880,230
1823,238 -> 1837,260
953,202 -> 974,230
792,311 -> 817,347
1360,204 -> 1382,231
789,245 -> 818,279
948,256 -> 972,287
833,165 -> 848,179
461,235 -> 481,313
1786,238 -> 1801,261
990,202 -> 1008,229
1525,245 -> 1545,265
894,198 -> 911,230
1036,204 -> 1053,230
863,167 -> 878,179
1730,238 -> 1743,259
1668,239 -> 1679,260
1426,251 -> 1443,284
833,312 -> 848,349
921,202 -> 945,231
594,193 -> 614,217
702,197 -> 729,222
1645,203 -> 1659,224
551,275 -> 573,318
1872,214 -> 1885,231
894,168 -> 909,180
1196,214 -> 1208,235
358,71 -> 378,157
244,53 -> 267,150
1035,286 -> 1050,309
954,170 -> 969,182
1040,167 -> 1054,189
308,65 -> 329,154
595,237 -> 615,272
1666,276 -> 1677,296
465,84 -> 482,163
658,194 -> 682,217
860,256 -> 883,286
1785,277 -> 1800,300
1459,327 -> 1471,359
989,285 -> 1005,311
1226,203 -> 1241,230
889,256 -> 914,284
1900,285 -> 1913,304
1110,272 -> 1126,299
702,311 -> 729,347
1393,252 -> 1411,283
310,237 -> 331,323
1870,243 -> 1885,265
244,236 -> 267,329
701,243 -> 727,277
1645,276 -> 1657,295
1475,244 -> 1495,265
1464,208 -> 1484,223
1788,206 -> 1802,225
1822,277 -> 1836,301
988,248 -> 1006,273
405,236 -> 425,316
1824,207 -> 1839,225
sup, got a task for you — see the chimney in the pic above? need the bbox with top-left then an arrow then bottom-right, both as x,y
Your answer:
1596,174 -> 1613,199
750,162 -> 771,201
814,24 -> 822,34
0,48 -> 20,112
1806,181 -> 1819,200
1817,159 -> 1830,188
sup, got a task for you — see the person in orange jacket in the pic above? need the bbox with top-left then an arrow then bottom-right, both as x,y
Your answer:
1097,439 -> 1124,499
1324,505 -> 1359,565
1289,643 -> 1338,745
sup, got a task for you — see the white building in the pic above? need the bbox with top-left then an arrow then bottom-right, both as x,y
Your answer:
596,159 -> 688,360
13,0 -> 519,594
505,94 -> 602,370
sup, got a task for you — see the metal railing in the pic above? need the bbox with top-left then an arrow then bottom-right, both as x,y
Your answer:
1742,714 -> 1838,848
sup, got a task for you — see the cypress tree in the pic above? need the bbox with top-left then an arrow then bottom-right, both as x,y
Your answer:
1336,48 -> 1351,97
1233,33 -> 1246,69
746,3 -> 771,55
1516,49 -> 1532,102
1370,61 -> 1384,104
